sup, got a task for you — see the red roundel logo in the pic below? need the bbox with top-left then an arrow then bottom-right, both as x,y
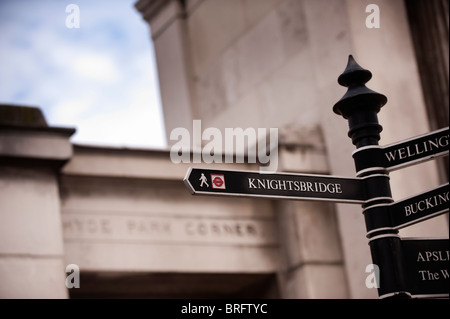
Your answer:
211,174 -> 226,189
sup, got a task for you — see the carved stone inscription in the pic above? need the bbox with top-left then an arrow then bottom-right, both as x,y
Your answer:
62,213 -> 277,246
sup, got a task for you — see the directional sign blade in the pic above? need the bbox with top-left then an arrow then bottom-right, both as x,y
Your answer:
184,167 -> 366,204
383,127 -> 449,170
391,183 -> 449,229
353,127 -> 449,176
401,238 -> 449,298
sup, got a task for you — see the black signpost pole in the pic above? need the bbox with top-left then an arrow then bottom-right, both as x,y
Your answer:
333,55 -> 411,298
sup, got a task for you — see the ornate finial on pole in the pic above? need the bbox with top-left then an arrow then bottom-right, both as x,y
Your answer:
333,55 -> 387,148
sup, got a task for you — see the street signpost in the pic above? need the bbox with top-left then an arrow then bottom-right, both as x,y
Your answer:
184,167 -> 366,204
183,55 -> 449,299
333,55 -> 449,299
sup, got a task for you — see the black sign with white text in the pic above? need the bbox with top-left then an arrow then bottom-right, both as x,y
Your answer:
390,183 -> 449,229
353,127 -> 449,176
401,238 -> 449,298
184,168 -> 366,204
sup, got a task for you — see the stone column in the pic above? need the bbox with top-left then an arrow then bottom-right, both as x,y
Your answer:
135,0 -> 196,147
275,128 -> 349,298
0,105 -> 75,298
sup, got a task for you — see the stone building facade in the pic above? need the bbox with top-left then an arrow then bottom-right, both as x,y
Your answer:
0,0 -> 448,299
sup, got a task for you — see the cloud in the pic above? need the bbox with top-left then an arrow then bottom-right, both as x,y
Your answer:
0,0 -> 166,149
72,54 -> 121,83
51,95 -> 95,125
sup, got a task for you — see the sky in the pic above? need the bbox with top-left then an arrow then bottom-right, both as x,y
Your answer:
0,0 -> 167,149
